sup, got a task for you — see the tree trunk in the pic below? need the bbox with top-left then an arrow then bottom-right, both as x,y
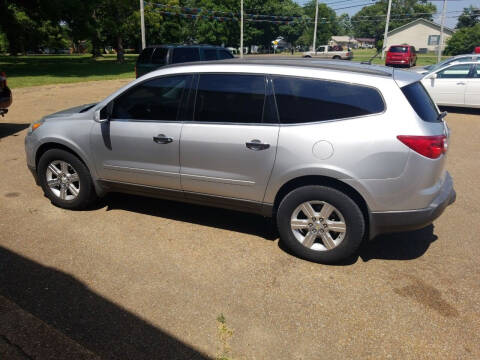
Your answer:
116,36 -> 124,63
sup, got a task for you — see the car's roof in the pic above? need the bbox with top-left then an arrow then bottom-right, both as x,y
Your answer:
163,58 -> 395,78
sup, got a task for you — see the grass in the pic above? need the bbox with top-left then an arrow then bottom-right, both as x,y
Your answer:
0,54 -> 136,88
1,49 -> 451,89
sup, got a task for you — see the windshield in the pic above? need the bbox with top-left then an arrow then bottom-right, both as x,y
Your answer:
389,46 -> 408,53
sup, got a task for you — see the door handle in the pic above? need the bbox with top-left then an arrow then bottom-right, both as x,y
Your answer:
153,134 -> 173,144
246,139 -> 270,151
457,82 -> 466,85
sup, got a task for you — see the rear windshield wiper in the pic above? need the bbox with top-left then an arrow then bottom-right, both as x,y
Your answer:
437,111 -> 447,121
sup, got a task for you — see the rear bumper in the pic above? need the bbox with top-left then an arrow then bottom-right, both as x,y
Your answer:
369,172 -> 455,239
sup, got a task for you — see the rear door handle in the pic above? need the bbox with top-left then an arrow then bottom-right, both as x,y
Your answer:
153,134 -> 173,144
457,82 -> 466,85
246,139 -> 270,151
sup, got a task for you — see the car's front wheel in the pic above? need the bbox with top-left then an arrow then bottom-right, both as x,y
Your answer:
277,185 -> 365,264
38,149 -> 98,210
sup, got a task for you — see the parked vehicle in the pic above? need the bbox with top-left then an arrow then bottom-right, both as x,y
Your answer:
0,72 -> 12,116
421,61 -> 480,108
385,45 -> 417,67
135,45 -> 234,78
302,45 -> 353,60
25,59 -> 455,264
415,54 -> 480,74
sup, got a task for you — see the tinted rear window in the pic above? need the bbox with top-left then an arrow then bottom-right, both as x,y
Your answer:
204,49 -> 217,61
195,74 -> 265,123
137,48 -> 154,63
151,47 -> 168,65
218,50 -> 234,59
172,48 -> 200,63
272,76 -> 385,124
401,82 -> 439,123
389,46 -> 408,53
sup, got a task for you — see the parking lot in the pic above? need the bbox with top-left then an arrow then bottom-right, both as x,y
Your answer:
1,79 -> 479,359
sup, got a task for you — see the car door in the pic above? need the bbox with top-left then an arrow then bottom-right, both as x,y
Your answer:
90,75 -> 192,189
314,46 -> 326,58
465,64 -> 480,107
422,64 -> 472,106
180,73 -> 279,203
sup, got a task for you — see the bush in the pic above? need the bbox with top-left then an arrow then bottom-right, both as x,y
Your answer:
445,23 -> 480,55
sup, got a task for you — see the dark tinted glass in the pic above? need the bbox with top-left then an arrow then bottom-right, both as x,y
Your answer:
137,48 -> 154,63
112,75 -> 188,120
204,49 -> 217,61
151,47 -> 168,65
172,48 -> 200,63
272,76 -> 384,124
437,64 -> 471,79
195,74 -> 265,123
218,50 -> 234,59
401,82 -> 439,123
389,46 -> 408,53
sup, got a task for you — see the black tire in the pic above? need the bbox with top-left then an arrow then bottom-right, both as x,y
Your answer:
38,149 -> 98,210
277,185 -> 365,264
333,55 -> 341,60
304,55 -> 312,58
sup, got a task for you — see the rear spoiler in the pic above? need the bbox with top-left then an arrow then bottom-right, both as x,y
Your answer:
393,68 -> 423,88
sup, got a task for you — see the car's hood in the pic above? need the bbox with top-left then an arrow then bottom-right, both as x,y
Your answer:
44,103 -> 97,120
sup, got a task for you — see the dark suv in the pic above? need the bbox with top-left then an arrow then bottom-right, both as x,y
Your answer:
0,72 -> 12,116
135,45 -> 234,78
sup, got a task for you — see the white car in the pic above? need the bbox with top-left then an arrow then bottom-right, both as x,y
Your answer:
303,45 -> 353,60
415,54 -> 480,74
421,61 -> 480,108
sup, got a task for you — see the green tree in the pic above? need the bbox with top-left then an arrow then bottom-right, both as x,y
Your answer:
445,23 -> 480,55
456,6 -> 480,29
298,0 -> 339,48
352,0 -> 436,41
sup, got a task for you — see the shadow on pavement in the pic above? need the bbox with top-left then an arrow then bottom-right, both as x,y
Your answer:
101,193 -> 437,264
0,123 -> 29,139
439,106 -> 480,115
359,225 -> 437,262
0,246 -> 210,360
103,193 -> 279,241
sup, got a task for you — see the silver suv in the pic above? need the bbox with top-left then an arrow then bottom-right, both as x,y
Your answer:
25,60 -> 456,263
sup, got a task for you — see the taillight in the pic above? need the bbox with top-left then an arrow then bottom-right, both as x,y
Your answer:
397,135 -> 447,159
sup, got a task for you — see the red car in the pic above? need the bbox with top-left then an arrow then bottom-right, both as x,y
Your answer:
0,72 -> 12,116
385,45 -> 417,68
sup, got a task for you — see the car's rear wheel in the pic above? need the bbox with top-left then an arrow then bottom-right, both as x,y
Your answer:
333,55 -> 341,60
38,149 -> 97,210
277,185 -> 365,263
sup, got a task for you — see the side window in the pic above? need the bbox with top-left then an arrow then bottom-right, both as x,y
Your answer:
172,48 -> 200,64
272,76 -> 385,124
437,64 -> 472,79
137,48 -> 154,64
151,47 -> 168,65
218,50 -> 234,59
194,74 -> 266,123
112,75 -> 189,120
203,49 -> 217,61
474,65 -> 480,78
317,46 -> 325,52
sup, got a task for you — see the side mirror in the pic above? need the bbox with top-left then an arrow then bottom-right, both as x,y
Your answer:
94,102 -> 113,123
427,73 -> 437,80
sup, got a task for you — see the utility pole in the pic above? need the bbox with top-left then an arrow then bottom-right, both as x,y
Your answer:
438,0 -> 448,63
312,0 -> 319,53
140,0 -> 146,50
381,0 -> 392,59
240,0 -> 244,58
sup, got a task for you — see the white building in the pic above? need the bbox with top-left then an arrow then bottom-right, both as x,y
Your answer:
384,18 -> 454,53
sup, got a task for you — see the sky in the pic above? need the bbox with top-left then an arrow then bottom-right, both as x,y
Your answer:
294,0 -> 479,28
